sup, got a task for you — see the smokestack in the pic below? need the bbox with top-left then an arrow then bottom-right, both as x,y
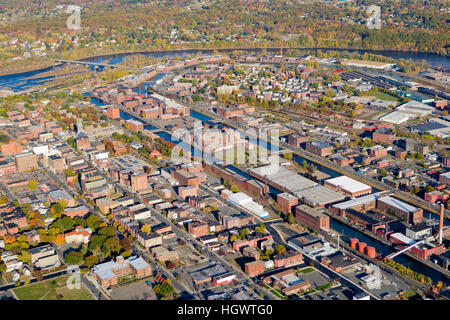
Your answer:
439,204 -> 444,245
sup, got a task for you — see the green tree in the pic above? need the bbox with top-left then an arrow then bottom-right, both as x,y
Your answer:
64,251 -> 84,265
101,237 -> 122,257
86,214 -> 102,231
84,255 -> 99,268
98,226 -> 115,237
28,179 -> 38,190
274,244 -> 286,255
230,183 -> 240,193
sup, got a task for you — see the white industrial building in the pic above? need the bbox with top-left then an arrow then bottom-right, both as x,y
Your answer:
227,191 -> 269,218
379,100 -> 435,124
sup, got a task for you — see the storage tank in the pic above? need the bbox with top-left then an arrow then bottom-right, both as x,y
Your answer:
358,242 -> 367,253
350,238 -> 359,249
366,246 -> 376,259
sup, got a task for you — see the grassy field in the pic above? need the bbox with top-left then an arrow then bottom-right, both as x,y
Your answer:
13,274 -> 94,300
298,267 -> 315,274
365,90 -> 400,102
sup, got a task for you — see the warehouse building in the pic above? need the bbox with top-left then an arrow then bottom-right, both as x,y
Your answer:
377,196 -> 423,224
277,193 -> 298,213
379,101 -> 434,124
293,185 -> 346,207
306,141 -> 334,157
342,209 -> 386,233
331,192 -> 386,215
295,204 -> 330,231
249,165 -> 317,194
227,192 -> 269,218
324,176 -> 372,197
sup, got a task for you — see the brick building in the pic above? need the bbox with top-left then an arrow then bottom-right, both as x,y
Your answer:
48,155 -> 66,173
273,250 -> 303,268
178,185 -> 198,199
173,169 -> 199,188
92,255 -> 152,288
130,173 -> 148,192
295,204 -> 330,231
372,128 -> 396,144
306,141 -> 333,157
244,260 -> 265,277
75,132 -> 91,150
377,196 -> 423,224
14,152 -> 38,172
1,141 -> 23,156
107,107 -> 121,119
288,134 -> 308,148
126,119 -> 144,132
188,221 -> 209,238
277,193 -> 298,214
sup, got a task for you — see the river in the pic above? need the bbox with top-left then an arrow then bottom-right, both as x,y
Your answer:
1,47 -> 448,92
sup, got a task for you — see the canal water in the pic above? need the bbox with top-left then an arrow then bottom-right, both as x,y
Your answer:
330,218 -> 448,285
86,92 -> 448,285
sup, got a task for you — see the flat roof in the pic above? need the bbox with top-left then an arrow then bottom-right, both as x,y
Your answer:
250,165 -> 317,193
294,185 -> 346,206
390,232 -> 415,246
309,140 -> 332,149
411,122 -> 447,133
378,196 -> 418,213
296,204 -> 328,219
332,192 -> 385,210
325,176 -> 371,194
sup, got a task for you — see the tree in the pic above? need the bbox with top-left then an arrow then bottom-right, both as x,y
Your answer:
287,212 -> 295,224
86,214 -> 102,231
256,223 -> 266,233
84,255 -> 99,268
61,216 -> 75,231
55,234 -> 66,245
88,234 -> 107,251
239,228 -> 250,239
64,251 -> 83,265
274,244 -> 286,255
98,226 -> 115,237
74,217 -> 87,227
0,195 -> 9,205
379,168 -> 388,177
230,183 -> 239,193
28,180 -> 38,190
140,224 -> 151,234
0,262 -> 7,274
101,237 -> 122,257
120,237 -> 132,252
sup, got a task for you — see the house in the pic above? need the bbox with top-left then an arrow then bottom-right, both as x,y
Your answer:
65,226 -> 92,244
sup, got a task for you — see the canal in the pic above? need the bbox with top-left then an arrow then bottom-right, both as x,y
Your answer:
95,84 -> 449,286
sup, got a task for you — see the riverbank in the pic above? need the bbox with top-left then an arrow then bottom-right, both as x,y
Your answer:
325,210 -> 450,281
1,46 -> 448,78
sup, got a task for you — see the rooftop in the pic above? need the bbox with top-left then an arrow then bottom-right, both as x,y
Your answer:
325,176 -> 371,194
294,185 -> 346,206
332,192 -> 385,210
378,196 -> 419,213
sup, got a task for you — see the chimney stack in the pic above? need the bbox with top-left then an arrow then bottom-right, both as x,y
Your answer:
439,204 -> 444,245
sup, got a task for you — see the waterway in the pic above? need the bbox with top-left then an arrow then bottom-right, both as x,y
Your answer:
1,47 -> 448,92
89,93 -> 449,285
330,218 -> 448,285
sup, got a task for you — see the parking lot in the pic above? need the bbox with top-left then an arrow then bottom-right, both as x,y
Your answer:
109,279 -> 156,300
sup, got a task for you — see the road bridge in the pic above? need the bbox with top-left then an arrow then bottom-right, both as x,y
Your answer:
52,59 -> 142,71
